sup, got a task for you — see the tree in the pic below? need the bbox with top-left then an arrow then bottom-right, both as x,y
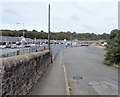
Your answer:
32,29 -> 37,32
41,30 -> 44,32
104,29 -> 120,65
1,29 -> 110,40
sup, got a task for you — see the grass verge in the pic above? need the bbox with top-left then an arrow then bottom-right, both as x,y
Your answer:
104,60 -> 120,69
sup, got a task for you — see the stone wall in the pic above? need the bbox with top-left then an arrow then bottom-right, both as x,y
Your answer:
0,50 -> 52,96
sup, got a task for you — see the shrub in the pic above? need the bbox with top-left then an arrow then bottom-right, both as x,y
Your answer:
104,29 -> 120,66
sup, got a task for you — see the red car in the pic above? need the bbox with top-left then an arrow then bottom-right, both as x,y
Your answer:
80,44 -> 89,46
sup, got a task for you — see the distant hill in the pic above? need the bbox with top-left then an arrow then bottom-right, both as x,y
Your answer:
0,29 -> 110,40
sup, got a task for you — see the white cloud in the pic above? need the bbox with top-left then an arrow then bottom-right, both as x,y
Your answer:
0,1 -> 118,34
0,0 -> 119,3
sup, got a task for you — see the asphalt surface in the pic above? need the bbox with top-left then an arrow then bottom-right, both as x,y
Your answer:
63,47 -> 118,95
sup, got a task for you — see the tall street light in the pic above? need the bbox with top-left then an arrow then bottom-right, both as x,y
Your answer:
17,22 -> 25,37
48,4 -> 51,50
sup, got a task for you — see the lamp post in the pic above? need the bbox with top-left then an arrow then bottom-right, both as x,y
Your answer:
17,22 -> 25,37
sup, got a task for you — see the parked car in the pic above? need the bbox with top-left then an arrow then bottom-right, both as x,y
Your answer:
6,45 -> 12,48
80,44 -> 89,46
0,45 -> 6,49
24,44 -> 31,48
11,44 -> 19,49
19,45 -> 25,48
30,44 -> 36,47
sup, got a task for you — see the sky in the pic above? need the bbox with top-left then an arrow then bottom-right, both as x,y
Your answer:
0,0 -> 119,34
118,1 -> 120,30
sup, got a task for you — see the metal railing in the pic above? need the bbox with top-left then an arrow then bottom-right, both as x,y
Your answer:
51,44 -> 65,60
0,46 -> 43,58
0,45 -> 65,59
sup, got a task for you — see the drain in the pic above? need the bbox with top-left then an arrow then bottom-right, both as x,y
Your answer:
73,76 -> 83,80
88,81 -> 101,86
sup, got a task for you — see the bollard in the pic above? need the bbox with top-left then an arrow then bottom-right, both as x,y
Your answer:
17,50 -> 20,55
36,49 -> 38,52
44,46 -> 45,50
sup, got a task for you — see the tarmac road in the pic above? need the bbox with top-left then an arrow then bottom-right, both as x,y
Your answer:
63,47 -> 118,95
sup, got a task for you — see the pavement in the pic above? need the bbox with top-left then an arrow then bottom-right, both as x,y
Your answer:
30,50 -> 66,95
30,46 -> 118,95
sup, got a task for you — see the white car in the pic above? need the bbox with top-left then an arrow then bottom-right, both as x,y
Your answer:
11,44 -> 19,48
30,44 -> 36,47
0,45 -> 6,49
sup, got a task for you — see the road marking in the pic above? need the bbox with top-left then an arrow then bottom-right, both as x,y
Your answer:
62,50 -> 70,95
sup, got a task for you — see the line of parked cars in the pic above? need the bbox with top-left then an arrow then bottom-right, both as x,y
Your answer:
0,43 -> 46,49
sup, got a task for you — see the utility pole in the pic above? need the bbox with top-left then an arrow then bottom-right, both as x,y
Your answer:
48,4 -> 51,50
23,23 -> 25,37
119,1 -> 120,30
